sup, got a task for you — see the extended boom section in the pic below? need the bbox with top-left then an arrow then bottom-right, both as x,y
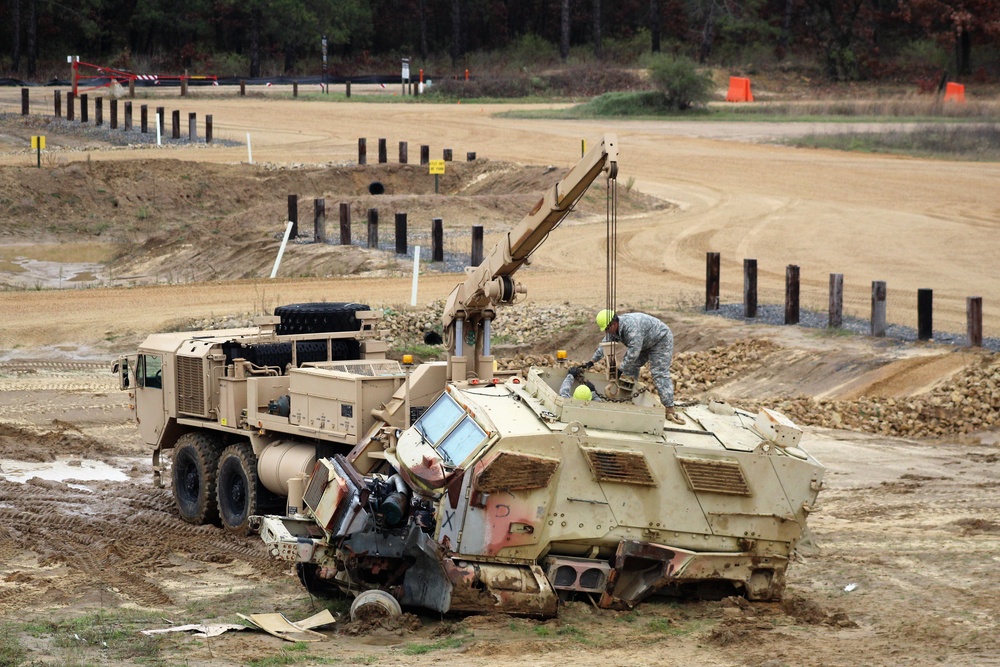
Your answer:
442,134 -> 618,382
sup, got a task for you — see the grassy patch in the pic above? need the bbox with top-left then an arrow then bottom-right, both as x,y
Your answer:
392,343 -> 444,360
0,626 -> 28,667
784,123 -> 1000,160
401,635 -> 468,655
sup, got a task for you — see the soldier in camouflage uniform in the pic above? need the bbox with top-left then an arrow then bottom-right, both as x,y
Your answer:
583,310 -> 683,424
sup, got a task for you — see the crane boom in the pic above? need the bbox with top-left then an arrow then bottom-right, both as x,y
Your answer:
442,134 -> 618,381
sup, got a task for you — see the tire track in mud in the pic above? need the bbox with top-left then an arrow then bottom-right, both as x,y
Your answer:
0,477 -> 281,612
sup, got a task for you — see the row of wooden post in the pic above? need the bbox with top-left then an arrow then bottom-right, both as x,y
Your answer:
287,194 -> 484,265
358,138 -> 475,165
17,88 -> 213,142
706,252 -> 984,347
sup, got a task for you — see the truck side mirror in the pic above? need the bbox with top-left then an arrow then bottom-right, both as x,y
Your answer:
113,358 -> 130,390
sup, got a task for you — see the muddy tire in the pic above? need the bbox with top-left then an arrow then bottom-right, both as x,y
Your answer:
273,302 -> 369,336
172,432 -> 222,526
216,442 -> 259,535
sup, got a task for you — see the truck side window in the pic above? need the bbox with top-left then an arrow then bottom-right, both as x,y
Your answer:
139,354 -> 163,389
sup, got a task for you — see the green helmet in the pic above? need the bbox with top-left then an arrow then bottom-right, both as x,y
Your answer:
573,385 -> 593,401
596,309 -> 616,331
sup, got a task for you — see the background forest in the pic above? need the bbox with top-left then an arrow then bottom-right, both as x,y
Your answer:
2,0 -> 999,84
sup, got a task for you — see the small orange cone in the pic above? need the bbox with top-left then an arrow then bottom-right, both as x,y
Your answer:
725,77 -> 754,102
943,82 -> 966,103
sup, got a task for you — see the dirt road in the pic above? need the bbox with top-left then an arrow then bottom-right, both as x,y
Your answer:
1,90 -> 998,340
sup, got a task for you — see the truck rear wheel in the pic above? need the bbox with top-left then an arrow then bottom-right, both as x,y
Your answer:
297,563 -> 343,599
172,432 -> 222,526
217,443 -> 259,535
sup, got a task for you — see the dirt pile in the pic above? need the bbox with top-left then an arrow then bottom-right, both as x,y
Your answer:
758,355 -> 1000,438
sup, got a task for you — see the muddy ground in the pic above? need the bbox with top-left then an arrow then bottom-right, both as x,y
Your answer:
0,89 -> 998,666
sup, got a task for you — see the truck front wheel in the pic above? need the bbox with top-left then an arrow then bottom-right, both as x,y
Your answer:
172,433 -> 222,525
217,443 -> 259,535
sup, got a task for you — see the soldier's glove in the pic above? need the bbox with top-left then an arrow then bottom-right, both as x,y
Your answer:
568,366 -> 582,379
583,380 -> 597,393
581,360 -> 595,370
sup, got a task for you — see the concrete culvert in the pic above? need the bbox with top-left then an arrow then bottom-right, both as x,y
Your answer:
350,589 -> 402,621
368,181 -> 385,195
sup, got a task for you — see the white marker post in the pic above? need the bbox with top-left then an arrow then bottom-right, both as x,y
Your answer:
270,221 -> 294,278
155,114 -> 161,146
410,246 -> 421,306
246,133 -> 253,164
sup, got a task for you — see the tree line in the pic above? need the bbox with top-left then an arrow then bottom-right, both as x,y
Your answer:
3,0 -> 998,82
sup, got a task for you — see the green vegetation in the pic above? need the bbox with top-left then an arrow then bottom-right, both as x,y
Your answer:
648,55 -> 714,111
400,635 -> 467,655
784,124 -> 1000,161
0,626 -> 28,667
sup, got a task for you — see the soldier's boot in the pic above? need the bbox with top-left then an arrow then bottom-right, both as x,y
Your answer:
665,407 -> 685,425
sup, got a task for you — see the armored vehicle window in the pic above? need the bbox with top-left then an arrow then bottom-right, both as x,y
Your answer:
138,354 -> 163,389
417,393 -> 464,443
437,416 -> 487,465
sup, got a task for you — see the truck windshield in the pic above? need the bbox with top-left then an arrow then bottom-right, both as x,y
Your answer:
413,393 -> 488,466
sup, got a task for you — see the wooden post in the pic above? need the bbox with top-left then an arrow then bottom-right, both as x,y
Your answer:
140,104 -> 148,133
240,80 -> 246,96
368,208 -> 379,248
288,194 -> 298,239
358,138 -> 367,165
917,288 -> 933,341
967,297 -> 983,348
188,112 -> 197,141
314,198 -> 326,243
467,152 -> 476,161
743,258 -> 757,318
156,107 -> 164,133
395,212 -> 407,255
339,203 -> 351,245
420,145 -> 430,165
443,148 -> 453,162
378,138 -> 387,163
293,81 -> 298,97
871,281 -> 887,337
67,92 -> 75,121
785,265 -> 800,325
79,94 -> 88,123
94,98 -> 103,126
128,78 -> 135,97
829,273 -> 844,328
471,225 -> 484,266
205,115 -> 213,143
346,81 -> 351,98
109,99 -> 117,129
171,110 -> 180,139
21,88 -> 28,115
432,218 -> 444,261
399,141 -> 408,164
180,77 -> 188,97
124,101 -> 133,131
54,90 -> 61,118
705,252 -> 720,311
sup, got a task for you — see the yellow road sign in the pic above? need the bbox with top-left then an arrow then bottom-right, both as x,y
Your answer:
428,159 -> 445,175
31,136 -> 46,149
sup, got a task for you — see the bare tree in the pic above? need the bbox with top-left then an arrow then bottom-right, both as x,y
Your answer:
451,0 -> 462,63
593,0 -> 602,59
419,0 -> 428,60
249,3 -> 261,77
650,0 -> 660,52
27,0 -> 36,78
560,0 -> 571,61
11,0 -> 21,74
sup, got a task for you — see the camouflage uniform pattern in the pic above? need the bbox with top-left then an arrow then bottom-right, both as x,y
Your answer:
591,312 -> 675,408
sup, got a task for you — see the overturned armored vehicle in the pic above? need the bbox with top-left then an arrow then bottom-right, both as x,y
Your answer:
251,134 -> 824,616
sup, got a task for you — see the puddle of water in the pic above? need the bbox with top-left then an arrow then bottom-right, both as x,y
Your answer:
0,458 -> 128,485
